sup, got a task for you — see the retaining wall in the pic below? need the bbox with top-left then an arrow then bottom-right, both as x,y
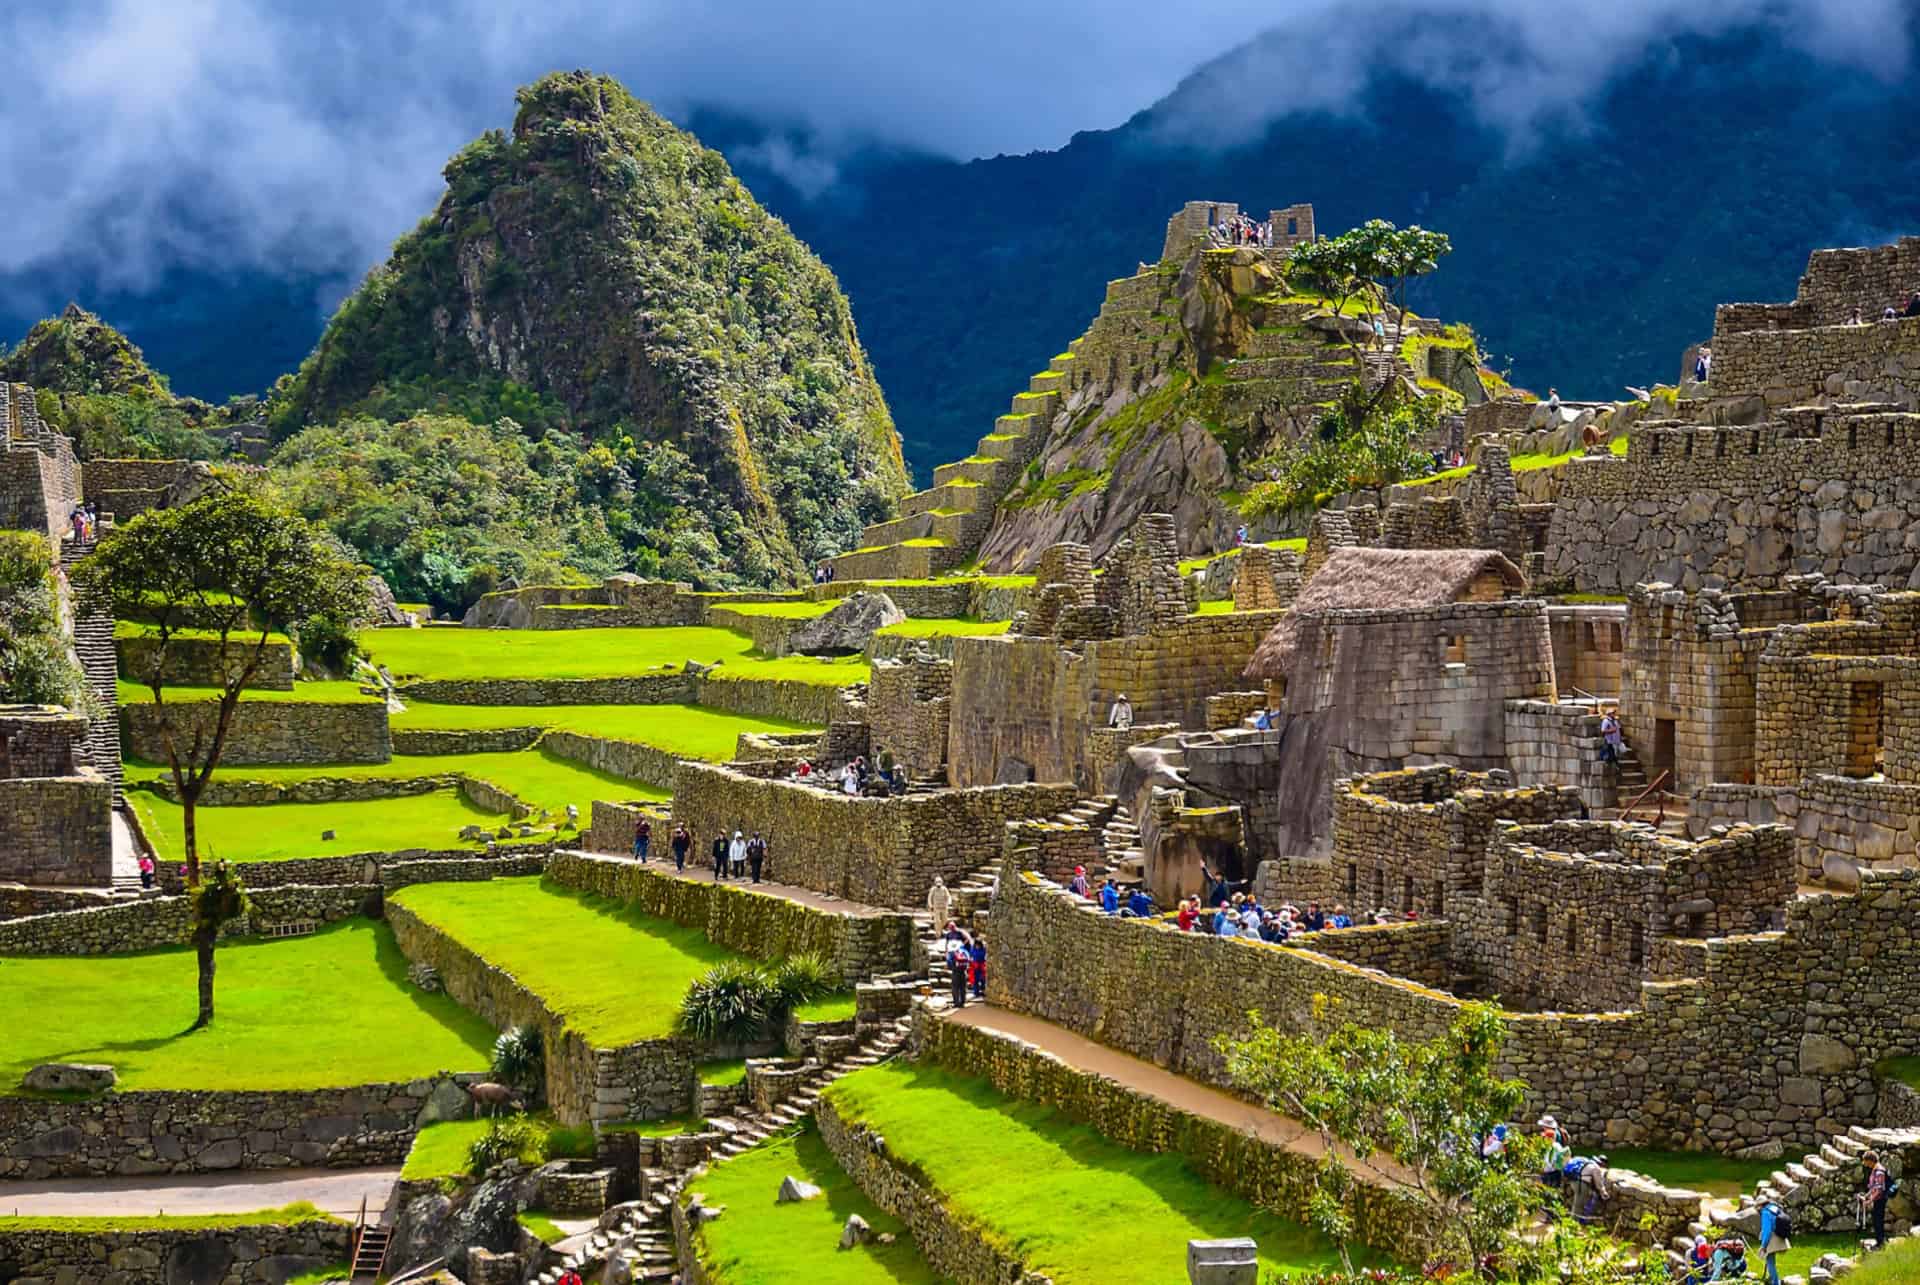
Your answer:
0,884 -> 371,955
122,699 -> 391,766
0,1218 -> 352,1282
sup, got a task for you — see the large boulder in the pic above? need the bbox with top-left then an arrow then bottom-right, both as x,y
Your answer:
23,1062 -> 115,1094
776,1175 -> 823,1204
365,573 -> 415,628
789,592 -> 905,655
462,594 -> 534,629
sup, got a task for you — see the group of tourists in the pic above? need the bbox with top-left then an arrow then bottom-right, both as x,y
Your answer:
1853,291 -> 1920,324
934,915 -> 987,1008
789,748 -> 909,796
67,502 -> 99,544
811,561 -> 837,584
646,821 -> 770,883
1427,448 -> 1467,471
1211,214 -> 1274,248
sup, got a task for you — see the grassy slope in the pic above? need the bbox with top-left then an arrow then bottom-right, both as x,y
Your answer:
872,618 -> 1011,639
823,1062 -> 1350,1284
0,1203 -> 338,1232
1829,1234 -> 1920,1282
714,600 -> 837,619
0,920 -> 494,1092
693,1124 -> 943,1285
116,679 -> 378,704
128,788 -> 505,864
1607,1148 -> 1783,1200
1177,538 -> 1306,576
388,877 -> 745,1045
128,746 -> 670,817
358,625 -> 866,686
388,701 -> 817,759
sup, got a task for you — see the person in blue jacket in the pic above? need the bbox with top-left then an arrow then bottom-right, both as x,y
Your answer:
1099,878 -> 1120,915
1758,1199 -> 1788,1284
1123,887 -> 1153,918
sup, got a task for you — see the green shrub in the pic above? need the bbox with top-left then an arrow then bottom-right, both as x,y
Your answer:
545,1122 -> 597,1159
770,952 -> 837,1010
491,1024 -> 544,1097
468,1115 -> 545,1175
676,959 -> 776,1043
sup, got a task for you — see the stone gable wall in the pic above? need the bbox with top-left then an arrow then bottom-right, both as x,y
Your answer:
545,851 -> 915,981
0,1217 -> 352,1281
671,761 -> 1075,907
122,698 -> 391,765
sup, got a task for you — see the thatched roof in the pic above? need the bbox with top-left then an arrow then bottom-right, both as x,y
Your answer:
1243,547 -> 1528,680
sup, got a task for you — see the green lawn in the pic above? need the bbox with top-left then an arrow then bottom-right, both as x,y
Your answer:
872,617 -> 1011,639
0,1203 -> 338,1232
1876,1055 -> 1920,1090
1833,1233 -> 1920,1282
689,1123 -> 944,1285
603,1114 -> 702,1137
823,1062 -> 1353,1284
127,747 -> 670,821
713,600 -> 837,619
847,574 -> 1034,589
1176,539 -> 1306,576
389,877 -> 751,1046
1192,600 -> 1235,615
116,679 -> 378,704
0,920 -> 494,1092
1607,1148 -> 1783,1200
114,620 -> 293,644
389,701 -> 816,761
518,1211 -> 569,1244
700,1059 -> 749,1087
128,787 -> 508,864
359,625 -> 866,686
795,994 -> 857,1023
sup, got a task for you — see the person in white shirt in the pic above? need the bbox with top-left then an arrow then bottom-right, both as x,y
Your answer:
727,830 -> 748,878
1108,694 -> 1133,730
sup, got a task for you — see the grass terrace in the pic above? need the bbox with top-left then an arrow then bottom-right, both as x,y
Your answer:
823,1062 -> 1354,1284
388,702 -> 816,762
0,920 -> 494,1093
1399,435 -> 1630,489
400,1114 -> 597,1181
128,787 -> 508,864
712,600 -> 837,619
1177,538 -> 1307,576
689,1123 -> 940,1285
114,620 -> 293,644
0,1204 -> 340,1233
872,617 -> 1011,639
116,679 -> 378,704
1607,1148 -> 1784,1200
391,877 -> 762,1045
359,624 -> 866,686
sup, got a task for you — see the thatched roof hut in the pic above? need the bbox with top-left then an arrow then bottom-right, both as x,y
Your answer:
1243,547 -> 1528,681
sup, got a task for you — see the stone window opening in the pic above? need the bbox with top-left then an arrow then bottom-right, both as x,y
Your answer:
1846,681 -> 1885,778
1372,866 -> 1385,910
1848,422 -> 1859,449
1287,217 -> 1298,236
1504,895 -> 1520,936
1651,435 -> 1661,459
1653,718 -> 1677,782
1433,881 -> 1445,917
1532,906 -> 1549,945
1887,422 -> 1898,447
1628,922 -> 1645,969
1442,634 -> 1468,665
1715,432 -> 1727,459
1347,863 -> 1359,899
1748,430 -> 1761,455
1402,874 -> 1415,912
1684,434 -> 1695,459
1564,913 -> 1578,954
1599,918 -> 1613,954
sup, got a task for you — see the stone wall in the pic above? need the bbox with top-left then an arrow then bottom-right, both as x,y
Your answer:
1772,775 -> 1920,885
1547,604 -> 1625,697
911,1006 -> 1434,1263
0,885 -> 372,954
947,613 -> 1283,790
391,724 -> 544,755
544,730 -> 681,792
117,634 -> 296,691
1712,317 -> 1920,409
122,698 -> 391,765
672,761 -> 1075,907
1543,410 -> 1920,593
0,384 -> 81,546
386,900 -> 696,1125
395,674 -> 691,706
0,1217 -> 352,1282
990,857 -> 1920,1153
0,1077 -> 467,1178
689,673 -> 853,726
1294,920 -> 1454,990
1502,700 -> 1616,812
867,653 -> 952,780
545,851 -> 915,981
0,772 -> 112,885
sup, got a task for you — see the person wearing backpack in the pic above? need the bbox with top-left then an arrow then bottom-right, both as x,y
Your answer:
1857,1150 -> 1892,1250
1759,1199 -> 1791,1284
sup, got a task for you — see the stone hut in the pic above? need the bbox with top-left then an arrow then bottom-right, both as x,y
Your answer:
0,705 -> 113,885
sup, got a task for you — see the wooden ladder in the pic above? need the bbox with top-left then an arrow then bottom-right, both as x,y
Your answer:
350,1196 -> 390,1282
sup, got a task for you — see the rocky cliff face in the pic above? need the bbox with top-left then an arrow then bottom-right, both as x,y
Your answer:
272,71 -> 908,586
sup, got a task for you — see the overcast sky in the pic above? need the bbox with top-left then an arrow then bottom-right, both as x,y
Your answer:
0,0 -> 1906,292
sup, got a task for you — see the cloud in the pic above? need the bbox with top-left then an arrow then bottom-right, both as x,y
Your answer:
0,0 -> 1906,293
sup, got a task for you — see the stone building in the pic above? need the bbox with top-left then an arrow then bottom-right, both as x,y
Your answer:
0,705 -> 113,885
0,383 -> 80,547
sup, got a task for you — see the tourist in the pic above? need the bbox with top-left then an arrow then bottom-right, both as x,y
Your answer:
1123,886 -> 1153,918
1693,349 -> 1711,383
1372,316 -> 1386,346
1566,1154 -> 1612,1222
1236,524 -> 1248,547
1905,291 -> 1920,319
1857,1150 -> 1890,1249
1850,305 -> 1865,325
1885,305 -> 1899,321
1329,903 -> 1353,929
671,825 -> 690,871
1211,901 -> 1233,936
1252,708 -> 1272,731
1545,387 -> 1561,412
1199,862 -> 1232,907
1479,1123 -> 1507,1162
747,831 -> 766,883
1240,901 -> 1262,938
840,761 -> 859,796
928,875 -> 952,927
1107,692 -> 1133,730
968,935 -> 987,998
1538,1116 -> 1570,1194
728,829 -> 748,878
947,932 -> 971,1009
1068,865 -> 1090,898
1683,1234 -> 1714,1282
137,852 -> 155,889
633,816 -> 651,862
1302,901 -> 1324,932
558,1270 -> 584,1285
565,803 -> 580,830
1099,877 -> 1120,915
1176,897 -> 1197,932
795,759 -> 812,778
711,832 -> 728,881
876,744 -> 895,782
1599,709 -> 1624,764
1759,1197 -> 1790,1284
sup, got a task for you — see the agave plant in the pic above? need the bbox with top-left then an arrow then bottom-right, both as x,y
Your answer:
769,952 -> 837,1010
491,1023 -> 544,1097
676,959 -> 775,1043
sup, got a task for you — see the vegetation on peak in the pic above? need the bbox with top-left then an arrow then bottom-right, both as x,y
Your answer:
268,70 -> 908,592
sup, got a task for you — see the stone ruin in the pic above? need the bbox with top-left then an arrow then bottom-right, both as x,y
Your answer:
0,705 -> 113,886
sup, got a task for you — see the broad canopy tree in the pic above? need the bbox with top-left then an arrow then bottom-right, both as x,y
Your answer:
75,485 -> 369,887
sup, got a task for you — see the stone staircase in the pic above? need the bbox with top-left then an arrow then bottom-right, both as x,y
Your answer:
829,361 -> 1067,581
1607,742 -> 1690,836
1102,803 -> 1145,886
58,534 -> 125,806
528,1015 -> 916,1285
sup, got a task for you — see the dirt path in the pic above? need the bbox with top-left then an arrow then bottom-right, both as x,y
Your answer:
0,1166 -> 401,1218
568,850 -> 902,917
940,1004 -> 1411,1187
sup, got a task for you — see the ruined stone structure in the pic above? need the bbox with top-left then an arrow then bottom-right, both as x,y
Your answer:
1159,199 -> 1317,261
0,383 -> 80,546
0,705 -> 112,886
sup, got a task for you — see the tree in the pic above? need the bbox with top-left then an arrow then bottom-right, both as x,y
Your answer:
0,532 -> 91,709
1216,998 -> 1660,1282
74,485 -> 369,886
1239,386 -> 1441,521
1285,221 -> 1453,419
188,861 -> 249,1029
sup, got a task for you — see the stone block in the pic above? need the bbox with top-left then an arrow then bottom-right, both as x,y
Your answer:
1188,1238 -> 1259,1284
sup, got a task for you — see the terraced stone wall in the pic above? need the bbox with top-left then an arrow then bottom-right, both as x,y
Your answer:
387,900 -> 697,1125
0,1220 -> 352,1284
122,698 -> 391,765
545,729 -> 680,792
395,674 -> 691,705
391,724 -> 544,754
689,673 -> 852,725
117,634 -> 296,691
911,1006 -> 1436,1263
1502,699 -> 1616,813
0,884 -> 370,954
80,457 -> 197,521
1711,317 -> 1920,408
672,762 -> 1075,907
0,1079 -> 469,1179
546,851 -> 915,981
